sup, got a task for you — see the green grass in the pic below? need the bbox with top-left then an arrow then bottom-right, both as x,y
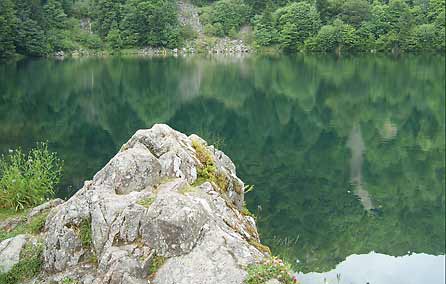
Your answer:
0,208 -> 28,222
137,196 -> 156,208
79,218 -> 92,248
77,218 -> 97,265
148,255 -> 166,278
191,139 -> 229,191
244,257 -> 295,284
0,211 -> 48,242
0,240 -> 44,284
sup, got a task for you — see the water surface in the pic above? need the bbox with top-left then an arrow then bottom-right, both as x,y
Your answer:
1,54 -> 445,283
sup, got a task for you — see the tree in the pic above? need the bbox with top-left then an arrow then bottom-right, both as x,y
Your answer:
305,19 -> 359,53
427,0 -> 445,22
44,0 -> 69,51
14,0 -> 48,56
44,0 -> 67,30
15,18 -> 49,56
106,23 -> 123,50
274,2 -> 321,51
339,0 -> 371,27
93,0 -> 122,38
120,0 -> 180,48
201,0 -> 250,36
253,4 -> 277,46
0,0 -> 17,59
405,23 -> 438,50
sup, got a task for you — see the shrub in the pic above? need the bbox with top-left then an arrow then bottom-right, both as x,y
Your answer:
201,0 -> 250,36
273,2 -> 321,51
0,143 -> 62,211
305,19 -> 360,53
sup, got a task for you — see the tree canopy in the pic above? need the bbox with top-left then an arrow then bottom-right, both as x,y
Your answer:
0,0 -> 444,58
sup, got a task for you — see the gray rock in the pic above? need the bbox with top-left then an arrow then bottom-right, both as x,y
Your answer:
94,142 -> 161,195
0,216 -> 22,233
0,234 -> 28,273
153,226 -> 263,284
42,124 -> 268,284
27,198 -> 64,219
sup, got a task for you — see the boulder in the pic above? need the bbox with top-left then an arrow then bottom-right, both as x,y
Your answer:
40,124 -> 268,283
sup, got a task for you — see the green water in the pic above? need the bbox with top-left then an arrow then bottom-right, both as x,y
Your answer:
0,55 -> 445,278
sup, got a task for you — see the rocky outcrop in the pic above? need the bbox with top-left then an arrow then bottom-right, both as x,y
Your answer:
178,0 -> 203,35
37,124 -> 268,284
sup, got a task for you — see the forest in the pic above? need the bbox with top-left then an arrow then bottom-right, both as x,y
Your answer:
0,0 -> 445,58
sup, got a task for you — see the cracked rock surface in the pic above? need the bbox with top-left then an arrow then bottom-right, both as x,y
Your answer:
39,124 -> 267,284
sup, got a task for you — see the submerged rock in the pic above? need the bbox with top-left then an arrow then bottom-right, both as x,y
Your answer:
38,124 -> 268,284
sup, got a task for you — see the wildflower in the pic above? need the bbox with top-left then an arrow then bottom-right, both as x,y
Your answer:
292,275 -> 299,283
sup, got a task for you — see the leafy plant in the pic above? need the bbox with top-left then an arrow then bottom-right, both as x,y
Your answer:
245,257 -> 296,284
0,143 -> 62,211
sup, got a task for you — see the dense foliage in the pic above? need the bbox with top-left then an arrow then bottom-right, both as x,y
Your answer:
0,0 -> 181,58
0,0 -> 444,57
254,0 -> 445,52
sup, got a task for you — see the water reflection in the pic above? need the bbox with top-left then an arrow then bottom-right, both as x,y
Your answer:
297,252 -> 446,284
0,55 -> 444,275
347,124 -> 374,211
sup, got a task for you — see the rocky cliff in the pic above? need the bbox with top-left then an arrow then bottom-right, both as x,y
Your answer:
0,124 -> 282,284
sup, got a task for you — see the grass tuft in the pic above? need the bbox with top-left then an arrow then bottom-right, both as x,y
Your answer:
137,196 -> 156,208
79,218 -> 92,248
248,239 -> 272,255
148,255 -> 166,278
244,256 -> 296,284
192,139 -> 229,191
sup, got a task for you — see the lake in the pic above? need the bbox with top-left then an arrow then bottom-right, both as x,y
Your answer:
0,54 -> 445,283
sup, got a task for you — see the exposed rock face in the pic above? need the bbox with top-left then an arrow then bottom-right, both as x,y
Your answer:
41,124 -> 267,284
0,234 -> 28,273
177,0 -> 203,34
